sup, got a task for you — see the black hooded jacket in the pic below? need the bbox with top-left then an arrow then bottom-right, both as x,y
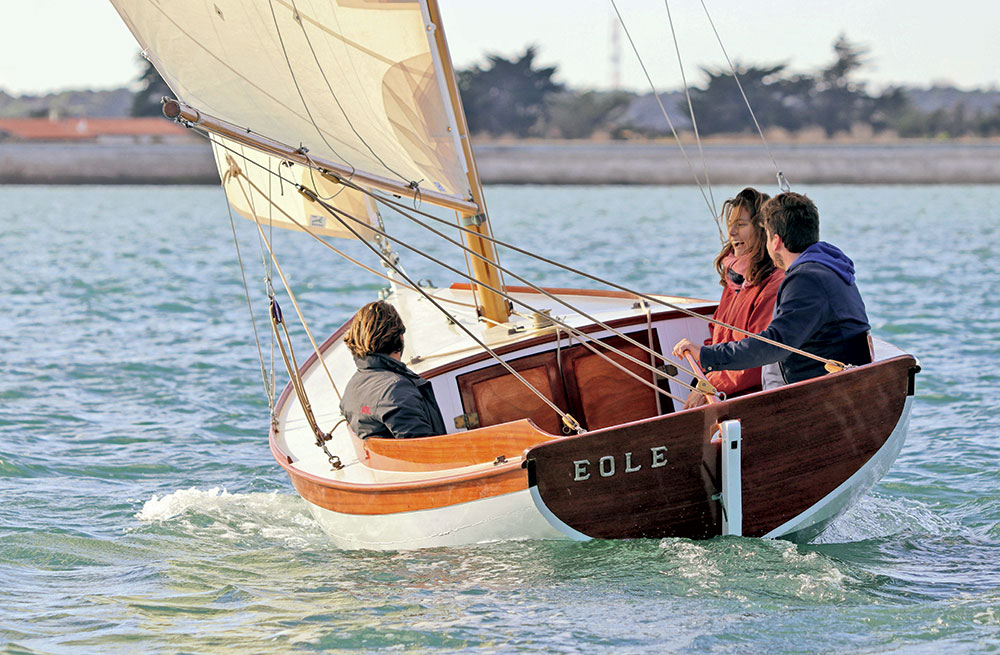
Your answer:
699,241 -> 871,386
339,353 -> 446,439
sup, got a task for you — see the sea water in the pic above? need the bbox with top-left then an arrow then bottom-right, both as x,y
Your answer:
1,184 -> 998,654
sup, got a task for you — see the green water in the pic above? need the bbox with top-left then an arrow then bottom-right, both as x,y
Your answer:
1,184 -> 998,653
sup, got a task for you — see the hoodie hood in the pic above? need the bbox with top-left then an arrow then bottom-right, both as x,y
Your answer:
787,241 -> 856,284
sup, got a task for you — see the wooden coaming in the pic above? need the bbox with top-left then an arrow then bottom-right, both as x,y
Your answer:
272,436 -> 533,515
525,355 -> 917,539
359,419 -> 560,472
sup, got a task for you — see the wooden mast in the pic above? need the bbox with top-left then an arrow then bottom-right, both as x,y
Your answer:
424,0 -> 510,325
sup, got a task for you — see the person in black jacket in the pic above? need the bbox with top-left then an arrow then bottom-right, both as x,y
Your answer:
673,192 -> 871,389
339,301 -> 446,439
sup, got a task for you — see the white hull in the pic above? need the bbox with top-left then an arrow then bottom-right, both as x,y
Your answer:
304,488 -> 568,551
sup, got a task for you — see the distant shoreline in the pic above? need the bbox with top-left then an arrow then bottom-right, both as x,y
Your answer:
3,140 -> 1000,185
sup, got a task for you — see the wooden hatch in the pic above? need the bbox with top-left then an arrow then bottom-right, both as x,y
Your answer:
456,329 -> 669,433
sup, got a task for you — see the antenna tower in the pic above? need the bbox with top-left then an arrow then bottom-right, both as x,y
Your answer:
610,13 -> 622,90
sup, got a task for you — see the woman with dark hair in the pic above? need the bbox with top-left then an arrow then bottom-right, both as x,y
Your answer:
339,301 -> 446,438
682,187 -> 784,408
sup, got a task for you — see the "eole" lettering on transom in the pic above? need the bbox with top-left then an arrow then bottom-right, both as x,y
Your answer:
572,446 -> 668,481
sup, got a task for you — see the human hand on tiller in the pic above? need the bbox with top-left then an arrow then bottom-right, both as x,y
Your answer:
672,338 -> 700,364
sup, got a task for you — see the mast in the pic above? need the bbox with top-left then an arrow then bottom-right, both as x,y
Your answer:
423,0 -> 510,325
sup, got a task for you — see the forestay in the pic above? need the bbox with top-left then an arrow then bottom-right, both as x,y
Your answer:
111,0 -> 473,208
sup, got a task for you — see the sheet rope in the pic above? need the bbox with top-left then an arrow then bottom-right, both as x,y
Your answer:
224,157 -> 715,401
224,157 -> 706,418
191,118 -> 851,430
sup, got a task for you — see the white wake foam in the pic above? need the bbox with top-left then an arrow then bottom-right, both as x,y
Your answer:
135,486 -> 326,548
136,486 -> 232,521
813,492 -> 953,544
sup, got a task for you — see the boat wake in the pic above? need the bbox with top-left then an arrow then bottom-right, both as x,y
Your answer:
812,492 -> 950,544
131,488 -> 946,552
135,487 -> 326,548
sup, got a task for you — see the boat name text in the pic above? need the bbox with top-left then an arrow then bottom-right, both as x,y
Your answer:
573,446 -> 668,481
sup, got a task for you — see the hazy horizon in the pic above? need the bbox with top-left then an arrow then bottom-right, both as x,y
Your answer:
3,1 -> 997,96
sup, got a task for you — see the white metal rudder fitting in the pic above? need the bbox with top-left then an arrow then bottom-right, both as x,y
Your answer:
718,419 -> 743,536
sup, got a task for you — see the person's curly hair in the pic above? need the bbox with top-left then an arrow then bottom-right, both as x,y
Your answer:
713,187 -> 774,287
344,301 -> 405,358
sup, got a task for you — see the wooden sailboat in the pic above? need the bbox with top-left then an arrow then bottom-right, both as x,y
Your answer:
111,0 -> 919,550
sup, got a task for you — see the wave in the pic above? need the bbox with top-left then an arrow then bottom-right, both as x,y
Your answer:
812,492 -> 954,544
135,487 -> 327,549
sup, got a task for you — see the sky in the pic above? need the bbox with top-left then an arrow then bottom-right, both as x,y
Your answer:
1,0 -> 997,96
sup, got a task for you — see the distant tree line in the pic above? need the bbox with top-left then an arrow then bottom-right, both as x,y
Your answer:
132,57 -> 173,117
4,45 -> 997,141
455,38 -> 1000,140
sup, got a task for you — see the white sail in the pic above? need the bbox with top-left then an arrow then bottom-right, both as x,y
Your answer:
212,134 -> 378,241
110,0 -> 471,204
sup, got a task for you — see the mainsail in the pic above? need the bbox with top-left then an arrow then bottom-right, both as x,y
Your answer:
112,0 -> 509,321
110,0 -> 473,209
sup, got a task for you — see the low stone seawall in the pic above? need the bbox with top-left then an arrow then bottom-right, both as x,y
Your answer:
475,142 -> 1000,185
2,141 -> 999,185
0,142 -> 218,185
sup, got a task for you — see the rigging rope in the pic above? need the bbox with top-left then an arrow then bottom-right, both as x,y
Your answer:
261,146 -> 278,415
353,182 -> 839,369
223,187 -> 273,403
298,186 -> 714,398
269,299 -> 344,470
303,187 -> 711,398
609,0 -> 717,225
201,125 -> 844,388
312,171 -> 702,380
698,0 -> 789,191
219,147 -> 709,397
226,137 -> 280,414
663,0 -> 719,237
642,299 -> 665,414
226,160 -> 343,402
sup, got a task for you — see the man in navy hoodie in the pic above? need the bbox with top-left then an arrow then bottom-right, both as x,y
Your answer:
673,192 -> 871,388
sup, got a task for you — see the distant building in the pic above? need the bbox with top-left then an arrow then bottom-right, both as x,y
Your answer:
0,117 -> 196,144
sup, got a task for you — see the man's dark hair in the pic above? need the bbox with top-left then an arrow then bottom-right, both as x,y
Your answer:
344,301 -> 405,358
762,192 -> 820,253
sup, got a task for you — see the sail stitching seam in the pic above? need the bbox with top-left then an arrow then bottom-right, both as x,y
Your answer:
289,0 -> 415,186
